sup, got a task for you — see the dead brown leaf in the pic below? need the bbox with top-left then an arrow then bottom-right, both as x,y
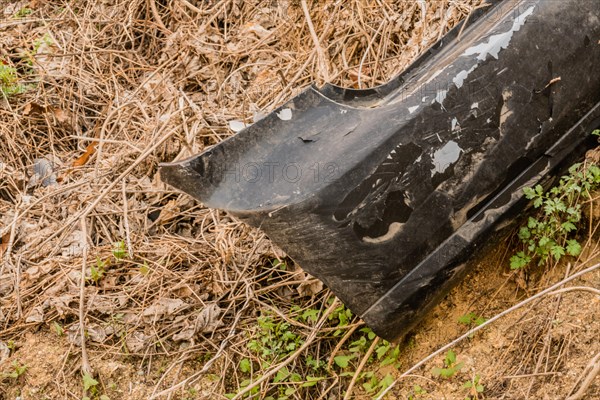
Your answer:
72,142 -> 97,168
22,102 -> 45,116
23,102 -> 69,123
0,231 -> 10,257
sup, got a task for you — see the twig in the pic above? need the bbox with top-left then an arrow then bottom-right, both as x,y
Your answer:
147,0 -> 170,33
549,286 -> 600,297
300,0 -> 330,82
327,323 -> 362,369
503,371 -> 560,379
78,216 -> 92,376
344,337 -> 379,400
357,20 -> 385,89
122,180 -> 133,258
316,375 -> 340,400
457,3 -> 491,41
0,204 -> 20,278
377,262 -> 600,399
566,351 -> 600,400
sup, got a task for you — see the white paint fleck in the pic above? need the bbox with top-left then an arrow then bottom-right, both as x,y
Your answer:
277,108 -> 293,121
471,102 -> 479,109
463,6 -> 535,61
228,120 -> 248,132
451,117 -> 460,131
452,65 -> 476,88
433,90 -> 448,105
525,134 -> 539,150
253,111 -> 267,123
486,118 -> 492,124
499,89 -> 514,134
421,96 -> 429,103
341,109 -> 348,114
363,222 -> 404,244
431,140 -> 463,176
408,105 -> 420,114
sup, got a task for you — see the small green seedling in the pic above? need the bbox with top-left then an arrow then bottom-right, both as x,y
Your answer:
463,375 -> 484,399
139,261 -> 150,276
14,7 -> 32,18
82,372 -> 110,400
88,257 -> 106,284
0,63 -> 27,96
408,384 -> 428,399
362,373 -> 394,397
432,349 -> 463,379
239,358 -> 251,373
2,361 -> 27,379
51,321 -> 64,336
334,354 -> 355,368
270,258 -> 287,270
112,240 -> 127,260
458,312 -> 486,327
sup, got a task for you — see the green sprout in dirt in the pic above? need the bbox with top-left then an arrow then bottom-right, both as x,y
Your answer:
88,257 -> 107,285
33,33 -> 53,54
329,302 -> 353,336
14,7 -> 33,18
231,313 -> 307,399
112,240 -> 127,260
333,326 -> 400,397
82,372 -> 110,400
51,321 -> 64,336
458,312 -> 486,327
510,161 -> 600,270
463,374 -> 485,399
246,314 -> 304,366
0,63 -> 27,97
408,384 -> 428,400
1,360 -> 27,379
432,349 -> 463,379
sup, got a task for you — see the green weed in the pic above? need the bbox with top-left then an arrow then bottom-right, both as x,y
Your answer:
82,372 -> 110,400
88,257 -> 107,285
1,360 -> 27,379
228,304 -> 402,399
511,161 -> 600,269
463,374 -> 485,399
112,240 -> 127,260
408,384 -> 428,399
14,7 -> 33,18
0,63 -> 27,97
432,349 -> 463,379
458,312 -> 486,327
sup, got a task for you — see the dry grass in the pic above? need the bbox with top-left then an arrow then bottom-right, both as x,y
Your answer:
1,0 -> 598,399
